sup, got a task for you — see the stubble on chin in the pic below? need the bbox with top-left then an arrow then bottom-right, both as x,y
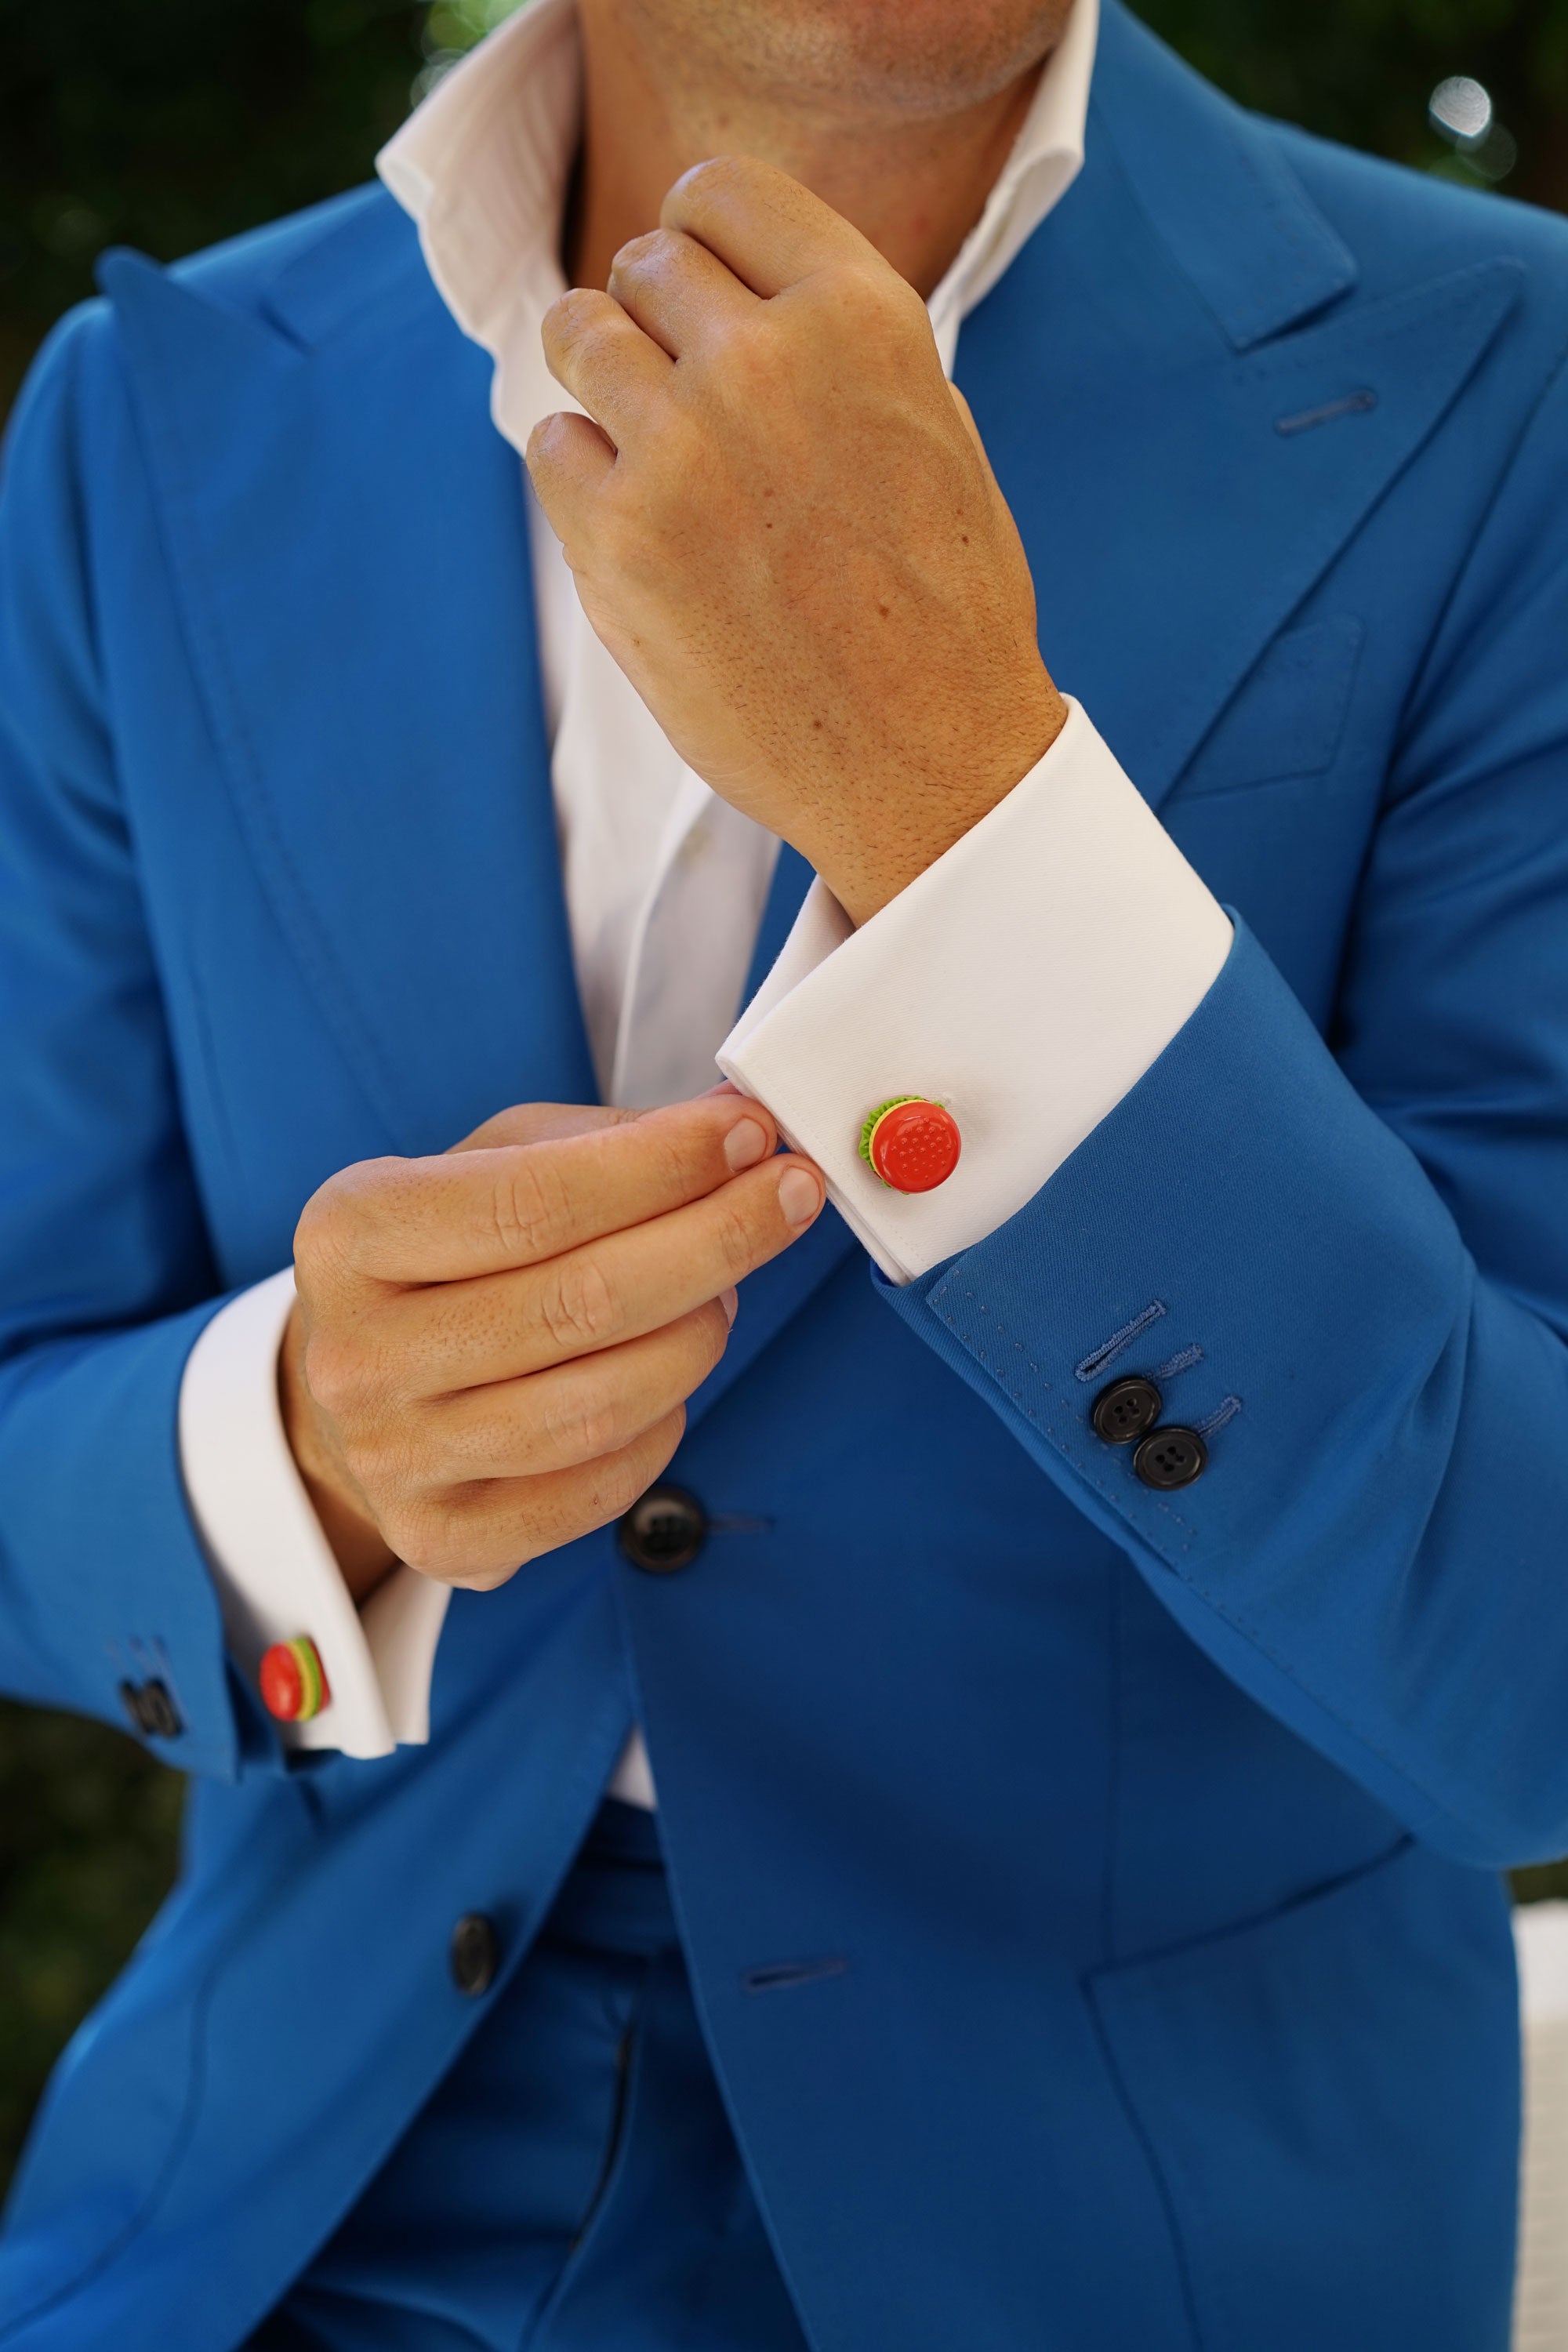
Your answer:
608,0 -> 1076,120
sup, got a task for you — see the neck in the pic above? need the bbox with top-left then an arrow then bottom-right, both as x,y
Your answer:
566,5 -> 1053,298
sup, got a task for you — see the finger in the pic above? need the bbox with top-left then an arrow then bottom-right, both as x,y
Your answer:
659,154 -> 878,299
296,1093 -> 780,1292
606,227 -> 758,361
393,1408 -> 688,1588
418,1300 -> 733,1481
525,410 -> 615,536
539,285 -> 673,445
448,1103 -> 638,1155
377,1149 -> 823,1391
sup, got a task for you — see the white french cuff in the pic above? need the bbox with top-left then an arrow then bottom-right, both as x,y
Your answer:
717,699 -> 1234,1285
178,1266 -> 450,1758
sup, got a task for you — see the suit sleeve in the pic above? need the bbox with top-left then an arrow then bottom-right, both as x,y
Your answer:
0,306 -> 260,1780
876,350 -> 1568,1870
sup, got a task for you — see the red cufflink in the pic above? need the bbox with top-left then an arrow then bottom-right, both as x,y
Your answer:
859,1096 -> 961,1193
260,1636 -> 330,1722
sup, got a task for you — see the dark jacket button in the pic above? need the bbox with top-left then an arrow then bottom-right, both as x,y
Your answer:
140,1681 -> 183,1737
618,1484 -> 707,1574
119,1679 -> 183,1739
1091,1377 -> 1163,1445
1133,1427 -> 1207,1490
450,1912 -> 500,1998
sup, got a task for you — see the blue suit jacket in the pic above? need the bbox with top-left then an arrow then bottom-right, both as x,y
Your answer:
3,9 -> 1567,2344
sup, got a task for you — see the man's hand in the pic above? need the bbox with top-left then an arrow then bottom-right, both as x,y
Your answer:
526,155 -> 1067,927
280,1094 -> 824,1602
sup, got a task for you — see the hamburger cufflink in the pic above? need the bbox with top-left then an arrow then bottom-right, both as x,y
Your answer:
859,1096 -> 961,1193
260,1635 -> 331,1723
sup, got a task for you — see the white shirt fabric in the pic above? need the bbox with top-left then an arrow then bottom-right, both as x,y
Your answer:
177,0 -> 1230,1793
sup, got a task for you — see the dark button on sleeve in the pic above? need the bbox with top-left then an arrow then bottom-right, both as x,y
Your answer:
1091,1377 -> 1163,1445
119,1679 -> 183,1740
451,1912 -> 501,1998
618,1485 -> 707,1574
1133,1427 -> 1207,1490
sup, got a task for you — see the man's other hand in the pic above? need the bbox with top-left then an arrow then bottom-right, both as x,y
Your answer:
280,1094 -> 824,1602
526,154 -> 1068,928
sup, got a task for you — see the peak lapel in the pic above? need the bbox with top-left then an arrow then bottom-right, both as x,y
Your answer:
1091,2 -> 1358,354
99,195 -> 593,1160
103,199 -> 862,1426
958,2 -> 1522,815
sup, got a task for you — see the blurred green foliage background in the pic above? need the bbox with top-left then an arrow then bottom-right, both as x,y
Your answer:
2,0 -> 1566,2198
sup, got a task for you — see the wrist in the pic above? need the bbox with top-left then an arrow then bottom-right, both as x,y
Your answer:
816,672 -> 1069,925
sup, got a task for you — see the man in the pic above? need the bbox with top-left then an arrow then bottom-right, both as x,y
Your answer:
0,0 -> 1565,2338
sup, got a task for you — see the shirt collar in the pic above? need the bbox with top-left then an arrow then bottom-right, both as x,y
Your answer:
925,0 -> 1098,364
378,0 -> 1097,441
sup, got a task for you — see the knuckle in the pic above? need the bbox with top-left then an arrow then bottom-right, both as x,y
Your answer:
543,286 -> 601,347
293,1160 -> 392,1283
710,1192 -> 764,1280
351,1393 -> 424,1479
678,154 -> 750,209
490,1152 -> 570,1264
387,1490 -> 499,1587
542,1381 -> 626,1467
300,1326 -> 364,1423
539,1254 -> 619,1352
637,1115 -> 701,1201
338,1441 -> 397,1521
610,227 -> 671,283
869,264 -> 927,323
291,1188 -> 336,1279
593,1420 -> 681,1522
376,1493 -> 438,1572
524,413 -> 566,474
869,285 -> 931,358
820,261 -> 922,350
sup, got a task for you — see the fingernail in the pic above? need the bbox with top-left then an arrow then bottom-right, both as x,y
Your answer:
720,1286 -> 739,1327
724,1116 -> 769,1173
778,1166 -> 823,1227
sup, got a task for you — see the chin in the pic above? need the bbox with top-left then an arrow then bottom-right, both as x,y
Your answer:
681,0 -> 1074,113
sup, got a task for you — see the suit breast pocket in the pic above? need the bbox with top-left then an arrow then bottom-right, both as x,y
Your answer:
1173,615 -> 1365,800
1086,1838 -> 1518,2352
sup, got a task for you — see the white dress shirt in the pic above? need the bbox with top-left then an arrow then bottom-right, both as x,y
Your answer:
177,0 -> 1230,1798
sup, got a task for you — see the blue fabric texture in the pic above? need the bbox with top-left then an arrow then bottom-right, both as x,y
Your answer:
1,2 -> 1565,2342
246,1799 -> 810,2352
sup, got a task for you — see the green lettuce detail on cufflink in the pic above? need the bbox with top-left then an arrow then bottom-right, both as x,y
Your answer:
859,1096 -> 922,1171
